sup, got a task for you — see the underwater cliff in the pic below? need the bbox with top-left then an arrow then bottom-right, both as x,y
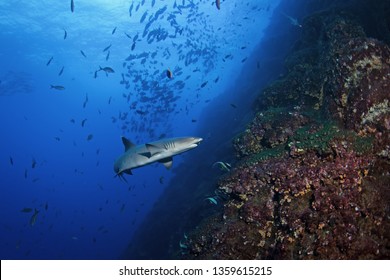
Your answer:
123,0 -> 389,260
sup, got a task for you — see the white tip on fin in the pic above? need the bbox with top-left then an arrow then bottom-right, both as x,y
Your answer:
122,137 -> 136,152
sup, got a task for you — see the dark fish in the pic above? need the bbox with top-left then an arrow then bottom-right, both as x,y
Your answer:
81,119 -> 87,127
24,169 -> 28,178
83,93 -> 88,108
70,119 -> 75,123
105,50 -> 110,61
45,202 -> 48,211
214,76 -> 219,83
112,27 -> 117,35
124,32 -> 132,39
94,70 -> 98,79
54,137 -> 61,141
230,103 -> 237,108
50,85 -> 65,90
129,2 -> 134,17
140,11 -> 148,23
46,56 -> 53,66
70,0 -> 74,13
80,50 -> 87,58
9,156 -> 13,166
108,96 -> 112,104
159,176 -> 164,184
103,44 -> 112,52
131,42 -> 136,51
87,134 -> 93,141
99,66 -> 114,73
31,157 -> 37,169
133,33 -> 139,42
166,68 -> 173,79
200,81 -> 208,88
63,29 -> 67,39
30,209 -> 39,226
192,119 -> 197,122
21,208 -> 33,213
58,66 -> 64,76
216,0 -> 221,10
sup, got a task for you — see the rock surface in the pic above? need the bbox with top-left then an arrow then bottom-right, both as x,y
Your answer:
182,9 -> 390,260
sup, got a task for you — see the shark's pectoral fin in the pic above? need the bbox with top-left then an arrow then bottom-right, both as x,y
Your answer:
122,137 -> 136,152
159,157 -> 173,170
145,143 -> 164,156
138,152 -> 152,158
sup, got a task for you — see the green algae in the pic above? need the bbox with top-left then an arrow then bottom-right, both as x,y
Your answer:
238,120 -> 373,167
290,121 -> 373,155
238,144 -> 286,167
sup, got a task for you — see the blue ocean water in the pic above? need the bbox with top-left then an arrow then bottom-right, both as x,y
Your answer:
0,0 -> 289,259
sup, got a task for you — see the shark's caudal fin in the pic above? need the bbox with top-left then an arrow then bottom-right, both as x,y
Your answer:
121,137 -> 136,151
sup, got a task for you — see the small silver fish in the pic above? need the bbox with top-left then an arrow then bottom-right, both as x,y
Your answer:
205,197 -> 218,205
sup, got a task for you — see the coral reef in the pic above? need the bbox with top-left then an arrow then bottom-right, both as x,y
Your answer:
182,9 -> 390,260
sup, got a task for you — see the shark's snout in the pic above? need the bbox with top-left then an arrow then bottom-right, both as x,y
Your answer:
186,137 -> 203,149
193,137 -> 203,145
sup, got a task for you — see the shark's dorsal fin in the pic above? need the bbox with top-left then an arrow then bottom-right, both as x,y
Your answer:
145,143 -> 164,157
158,157 -> 173,169
122,137 -> 136,152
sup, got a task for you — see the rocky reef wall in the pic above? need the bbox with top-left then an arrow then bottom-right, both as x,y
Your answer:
183,2 -> 390,259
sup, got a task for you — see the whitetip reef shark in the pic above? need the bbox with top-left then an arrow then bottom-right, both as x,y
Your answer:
114,136 -> 203,179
